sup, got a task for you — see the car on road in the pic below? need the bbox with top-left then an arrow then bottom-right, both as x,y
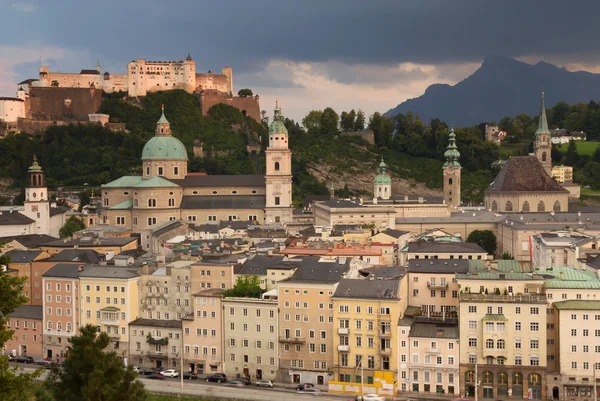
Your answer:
35,359 -> 52,366
148,373 -> 165,380
296,383 -> 315,391
255,380 -> 274,388
355,395 -> 385,401
225,379 -> 245,387
183,372 -> 198,380
14,356 -> 34,364
298,388 -> 321,396
139,368 -> 159,375
160,369 -> 180,378
205,373 -> 227,383
240,377 -> 252,385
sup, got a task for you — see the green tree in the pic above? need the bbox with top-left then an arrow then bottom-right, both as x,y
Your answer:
339,183 -> 351,198
40,325 -> 147,401
59,216 -> 86,238
237,88 -> 253,98
302,110 -> 323,135
320,107 -> 339,135
368,112 -> 394,147
78,190 -> 91,212
466,230 -> 497,255
564,140 -> 579,166
223,276 -> 264,298
354,110 -> 366,131
340,110 -> 356,131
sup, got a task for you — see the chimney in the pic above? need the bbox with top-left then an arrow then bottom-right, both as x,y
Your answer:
369,273 -> 375,280
77,265 -> 84,272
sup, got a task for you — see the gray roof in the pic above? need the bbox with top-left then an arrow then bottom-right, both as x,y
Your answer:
409,322 -> 459,339
153,220 -> 185,237
42,236 -> 137,248
50,206 -> 70,217
4,250 -> 46,263
0,211 -> 35,226
169,175 -> 265,187
408,259 -> 470,274
10,305 -> 43,320
405,240 -> 486,254
48,249 -> 103,263
396,210 -> 503,225
42,263 -> 84,278
219,220 -> 253,230
486,156 -> 568,193
0,234 -> 57,248
318,199 -> 364,209
383,229 -> 410,238
129,318 -> 182,328
333,278 -> 401,299
587,256 -> 600,269
285,256 -> 349,284
359,266 -> 404,280
237,255 -> 286,276
78,265 -> 139,279
194,224 -> 219,233
180,195 -> 265,210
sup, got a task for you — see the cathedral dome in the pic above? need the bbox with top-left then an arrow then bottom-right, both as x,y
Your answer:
268,101 -> 288,135
141,136 -> 187,160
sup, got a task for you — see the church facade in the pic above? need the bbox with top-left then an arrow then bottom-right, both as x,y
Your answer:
100,103 -> 292,233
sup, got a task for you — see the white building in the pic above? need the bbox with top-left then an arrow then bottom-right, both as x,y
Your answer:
550,129 -> 586,145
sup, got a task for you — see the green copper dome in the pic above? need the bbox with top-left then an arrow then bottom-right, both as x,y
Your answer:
28,156 -> 43,173
268,101 -> 288,135
443,128 -> 461,168
142,136 -> 187,160
374,157 -> 392,185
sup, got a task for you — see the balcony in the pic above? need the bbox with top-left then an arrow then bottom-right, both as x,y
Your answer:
279,336 -> 305,344
101,319 -> 119,326
379,331 -> 391,339
378,348 -> 392,356
459,293 -> 547,303
426,347 -> 441,354
338,327 -> 349,335
427,281 -> 448,289
337,345 -> 350,352
146,351 -> 167,358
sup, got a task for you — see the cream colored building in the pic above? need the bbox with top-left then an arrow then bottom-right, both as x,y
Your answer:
128,319 -> 182,370
399,239 -> 488,266
531,231 -> 592,268
139,261 -> 194,321
182,289 -> 224,374
313,199 -> 397,230
551,166 -> 573,183
235,254 -> 300,291
329,278 -> 402,398
79,266 -> 140,354
190,261 -> 237,292
222,296 -> 279,380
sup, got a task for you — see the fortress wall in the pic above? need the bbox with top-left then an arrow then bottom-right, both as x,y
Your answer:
199,93 -> 261,122
27,87 -> 102,121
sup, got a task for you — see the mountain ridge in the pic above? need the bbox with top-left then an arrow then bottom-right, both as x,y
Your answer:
384,56 -> 600,125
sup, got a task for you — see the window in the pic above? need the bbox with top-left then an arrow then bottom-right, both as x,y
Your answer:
274,162 -> 280,171
530,339 -> 539,349
468,320 -> 477,330
168,198 -> 175,207
571,329 -> 577,336
116,216 -> 126,225
468,337 -> 477,348
505,201 -> 513,211
275,197 -> 280,205
530,322 -> 539,332
537,201 -> 545,212
148,198 -> 157,207
147,217 -> 156,226
468,306 -> 477,313
515,321 -> 521,331
522,201 -> 530,212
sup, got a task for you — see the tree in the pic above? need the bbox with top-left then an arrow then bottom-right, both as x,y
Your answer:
302,110 -> 323,135
320,107 -> 339,135
237,88 -> 253,98
354,110 -> 366,130
564,140 -> 579,166
78,190 -> 91,212
223,276 -> 264,298
368,112 -> 394,147
338,183 -> 351,198
59,216 -> 86,238
340,110 -> 356,132
51,80 -> 59,87
466,230 -> 497,255
40,325 -> 147,401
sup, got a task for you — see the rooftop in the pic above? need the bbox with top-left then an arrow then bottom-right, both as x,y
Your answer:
0,211 -> 35,226
332,278 -> 400,299
409,321 -> 459,339
408,259 -> 470,274
180,195 -> 265,210
283,256 -> 349,284
42,236 -> 137,248
486,156 -> 568,193
169,175 -> 265,188
129,318 -> 182,328
4,250 -> 47,263
9,305 -> 43,320
0,234 -> 57,249
553,300 -> 600,311
78,265 -> 139,279
42,263 -> 84,278
47,249 -> 103,263
403,240 -> 487,254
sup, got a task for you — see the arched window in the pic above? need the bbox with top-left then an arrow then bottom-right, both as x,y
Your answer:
505,201 -> 513,212
274,162 -> 280,171
537,201 -> 545,212
32,175 -> 37,185
133,198 -> 139,207
553,201 -> 561,212
148,199 -> 157,208
47,321 -> 52,330
485,339 -> 494,349
498,372 -> 508,384
483,371 -> 493,384
168,198 -> 175,207
57,322 -> 62,331
497,339 -> 506,349
491,201 -> 497,212
528,373 -> 541,386
542,152 -> 547,162
67,322 -> 72,332
465,371 -> 475,383
497,357 -> 506,365
522,201 -> 530,212
449,178 -> 453,185
513,373 -> 523,385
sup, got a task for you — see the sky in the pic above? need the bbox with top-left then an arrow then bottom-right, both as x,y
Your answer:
1,0 -> 600,122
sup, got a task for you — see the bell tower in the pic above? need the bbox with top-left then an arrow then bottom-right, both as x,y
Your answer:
374,157 -> 392,200
534,91 -> 552,176
264,101 -> 293,224
443,127 -> 461,208
23,156 -> 50,234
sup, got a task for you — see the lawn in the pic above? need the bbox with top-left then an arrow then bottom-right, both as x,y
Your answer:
581,187 -> 600,197
558,141 -> 600,156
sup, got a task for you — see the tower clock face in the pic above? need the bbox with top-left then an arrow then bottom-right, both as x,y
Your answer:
31,205 -> 38,212
274,183 -> 281,190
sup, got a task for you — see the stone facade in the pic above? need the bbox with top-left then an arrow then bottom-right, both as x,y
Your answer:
129,319 -> 183,370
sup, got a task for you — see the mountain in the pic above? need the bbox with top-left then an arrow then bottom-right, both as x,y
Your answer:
384,55 -> 600,126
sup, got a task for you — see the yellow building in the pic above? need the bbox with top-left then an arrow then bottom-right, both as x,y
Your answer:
79,266 -> 140,354
551,165 -> 573,183
329,278 -> 402,398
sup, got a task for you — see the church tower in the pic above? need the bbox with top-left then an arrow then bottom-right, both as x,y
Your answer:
23,156 -> 50,234
264,101 -> 293,224
374,157 -> 392,200
443,127 -> 461,208
534,91 -> 552,176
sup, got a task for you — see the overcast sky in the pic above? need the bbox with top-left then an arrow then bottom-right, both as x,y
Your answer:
1,0 -> 599,121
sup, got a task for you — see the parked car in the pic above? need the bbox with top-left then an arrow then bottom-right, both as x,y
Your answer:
296,383 -> 315,391
35,359 -> 52,366
15,356 -> 34,364
255,380 -> 274,388
140,368 -> 159,375
148,373 -> 165,380
225,379 -> 245,387
298,388 -> 321,396
44,362 -> 61,370
205,373 -> 227,383
355,395 -> 384,401
183,372 -> 198,380
240,377 -> 252,385
160,369 -> 180,378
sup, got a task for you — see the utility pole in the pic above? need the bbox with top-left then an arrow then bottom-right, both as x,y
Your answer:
180,333 -> 184,390
361,358 -> 364,401
594,364 -> 597,401
474,362 -> 478,401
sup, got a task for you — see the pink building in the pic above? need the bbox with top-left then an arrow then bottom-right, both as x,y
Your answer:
4,305 -> 43,359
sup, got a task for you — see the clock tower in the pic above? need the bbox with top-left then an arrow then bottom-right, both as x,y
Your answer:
264,101 -> 293,224
23,156 -> 50,234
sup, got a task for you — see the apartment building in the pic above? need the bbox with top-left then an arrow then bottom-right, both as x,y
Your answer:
128,318 -> 182,370
399,240 -> 487,266
276,257 -> 351,385
182,288 -> 224,374
552,300 -> 600,401
5,250 -> 51,304
397,309 -> 459,396
139,261 -> 194,320
41,263 -> 82,359
79,266 -> 140,353
457,270 -> 548,400
531,231 -> 592,268
190,261 -> 237,292
235,254 -> 300,290
4,305 -> 43,359
329,278 -> 402,397
222,296 -> 279,380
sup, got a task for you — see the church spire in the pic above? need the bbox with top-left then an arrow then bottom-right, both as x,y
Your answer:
443,127 -> 461,168
536,91 -> 549,135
